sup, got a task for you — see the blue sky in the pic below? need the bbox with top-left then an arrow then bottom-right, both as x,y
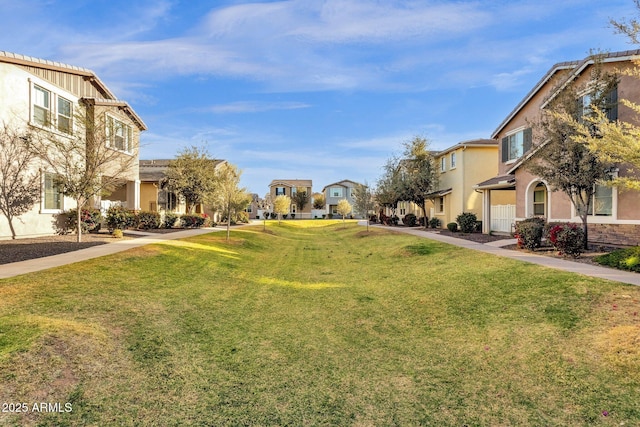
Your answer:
1,0 -> 637,194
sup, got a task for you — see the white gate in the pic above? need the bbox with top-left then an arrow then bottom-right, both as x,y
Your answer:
491,204 -> 515,233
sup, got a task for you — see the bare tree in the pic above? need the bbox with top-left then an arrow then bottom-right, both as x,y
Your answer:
208,163 -> 251,241
0,123 -> 40,239
353,181 -> 375,231
29,101 -> 138,242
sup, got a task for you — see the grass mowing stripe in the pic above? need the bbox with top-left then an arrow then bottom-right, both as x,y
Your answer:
0,221 -> 639,425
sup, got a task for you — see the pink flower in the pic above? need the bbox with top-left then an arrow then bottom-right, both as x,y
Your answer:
602,410 -> 609,417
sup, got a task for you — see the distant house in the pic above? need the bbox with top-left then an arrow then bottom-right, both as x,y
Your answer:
268,179 -> 313,218
322,179 -> 363,218
427,139 -> 514,230
0,51 -> 146,239
477,50 -> 640,245
139,158 -> 226,220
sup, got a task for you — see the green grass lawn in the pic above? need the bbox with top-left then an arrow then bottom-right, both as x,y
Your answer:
1,221 -> 640,426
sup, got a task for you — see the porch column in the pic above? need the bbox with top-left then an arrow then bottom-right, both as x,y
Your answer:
126,180 -> 141,210
482,189 -> 491,234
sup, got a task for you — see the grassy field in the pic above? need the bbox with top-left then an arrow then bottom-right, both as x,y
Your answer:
1,221 -> 639,426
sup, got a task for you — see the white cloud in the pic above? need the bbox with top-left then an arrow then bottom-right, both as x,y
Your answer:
206,101 -> 311,114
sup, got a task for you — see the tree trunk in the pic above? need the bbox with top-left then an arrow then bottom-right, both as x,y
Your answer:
76,199 -> 82,243
226,209 -> 231,241
581,214 -> 589,250
7,215 -> 16,239
422,200 -> 429,229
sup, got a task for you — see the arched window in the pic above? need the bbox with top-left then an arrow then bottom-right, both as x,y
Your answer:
533,182 -> 547,217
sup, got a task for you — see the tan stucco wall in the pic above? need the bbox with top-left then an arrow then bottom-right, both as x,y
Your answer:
140,182 -> 159,212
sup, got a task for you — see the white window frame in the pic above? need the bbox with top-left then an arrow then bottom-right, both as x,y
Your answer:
331,187 -> 343,198
275,187 -> 285,196
505,128 -> 525,163
435,196 -> 444,214
106,114 -> 133,154
440,157 -> 446,172
41,172 -> 64,213
57,96 -> 73,134
32,84 -> 51,128
450,152 -> 456,169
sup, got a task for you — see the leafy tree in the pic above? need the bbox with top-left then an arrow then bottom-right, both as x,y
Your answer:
273,194 -> 291,224
292,186 -> 309,216
376,157 -> 403,218
312,192 -> 325,210
353,182 -> 375,231
208,163 -> 251,241
395,136 -> 439,229
524,56 -> 617,249
29,102 -> 138,242
336,198 -> 352,227
166,146 -> 219,213
0,123 -> 40,239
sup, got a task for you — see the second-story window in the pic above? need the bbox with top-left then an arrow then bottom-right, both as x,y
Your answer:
57,97 -> 72,133
33,85 -> 51,127
450,152 -> 456,169
440,157 -> 446,172
502,128 -> 532,163
276,187 -> 285,196
106,115 -> 133,153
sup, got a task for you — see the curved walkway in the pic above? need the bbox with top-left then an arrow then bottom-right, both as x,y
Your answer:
0,228 -> 222,280
374,224 -> 640,286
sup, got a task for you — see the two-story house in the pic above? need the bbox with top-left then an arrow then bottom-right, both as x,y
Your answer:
322,179 -> 364,218
428,139 -> 513,230
0,51 -> 146,239
477,50 -> 640,245
268,179 -> 313,218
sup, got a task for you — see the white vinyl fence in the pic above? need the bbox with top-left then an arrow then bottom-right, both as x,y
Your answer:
491,204 -> 516,233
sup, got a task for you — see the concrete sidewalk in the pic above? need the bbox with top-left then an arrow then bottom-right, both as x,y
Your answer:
375,225 -> 640,287
0,227 -> 222,279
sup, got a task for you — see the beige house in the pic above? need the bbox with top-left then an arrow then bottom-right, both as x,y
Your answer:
268,179 -> 313,218
427,139 -> 513,229
0,51 -> 146,239
477,50 -> 640,245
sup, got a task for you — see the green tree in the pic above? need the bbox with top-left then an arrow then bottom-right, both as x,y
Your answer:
292,187 -> 309,217
273,194 -> 291,224
208,163 -> 251,241
524,55 -> 617,249
353,182 -> 375,231
376,157 -> 403,219
336,198 -> 352,227
166,146 -> 219,213
397,136 -> 439,229
312,192 -> 325,210
0,123 -> 40,239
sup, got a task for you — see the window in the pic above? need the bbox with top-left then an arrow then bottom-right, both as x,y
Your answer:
57,97 -> 72,133
436,197 -> 444,214
440,157 -> 446,172
33,85 -> 51,127
588,184 -> 613,216
533,183 -> 546,216
450,152 -> 456,169
331,187 -> 343,198
106,115 -> 133,153
501,128 -> 532,162
275,187 -> 285,196
578,87 -> 618,122
43,172 -> 63,211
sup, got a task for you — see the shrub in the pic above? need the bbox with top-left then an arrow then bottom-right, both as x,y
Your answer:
456,212 -> 477,233
402,213 -> 417,227
65,208 -> 102,233
447,222 -> 458,232
163,212 -> 178,229
327,213 -> 333,219
595,246 -> 640,272
514,218 -> 545,251
429,217 -> 441,228
369,215 -> 378,223
283,214 -> 288,219
418,216 -> 428,227
106,205 -> 135,231
547,223 -> 585,257
291,213 -> 295,219
270,212 -> 277,219
390,215 -> 399,226
180,214 -> 206,228
236,211 -> 249,223
112,229 -> 124,238
136,211 -> 161,229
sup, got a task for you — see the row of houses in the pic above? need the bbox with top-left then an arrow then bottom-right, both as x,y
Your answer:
2,49 -> 640,245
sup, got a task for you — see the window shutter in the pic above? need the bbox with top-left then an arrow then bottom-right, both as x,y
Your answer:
501,137 -> 508,163
606,86 -> 618,121
523,128 -> 532,154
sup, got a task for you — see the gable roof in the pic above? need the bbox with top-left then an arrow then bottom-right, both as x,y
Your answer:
491,49 -> 640,139
322,179 -> 362,191
269,179 -> 312,188
0,50 -> 147,131
435,139 -> 497,157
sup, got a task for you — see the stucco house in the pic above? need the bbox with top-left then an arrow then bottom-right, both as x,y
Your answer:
0,51 -> 146,239
139,158 -> 226,220
476,50 -> 640,245
427,139 -> 514,230
268,179 -> 313,218
322,179 -> 364,218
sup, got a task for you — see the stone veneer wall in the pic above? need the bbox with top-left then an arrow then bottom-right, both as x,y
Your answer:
588,224 -> 640,247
